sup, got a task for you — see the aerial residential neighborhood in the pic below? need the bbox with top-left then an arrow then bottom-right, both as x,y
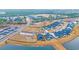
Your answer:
0,9 -> 79,50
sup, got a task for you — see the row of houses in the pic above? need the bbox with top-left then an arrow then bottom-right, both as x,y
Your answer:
0,16 -> 27,24
27,14 -> 68,23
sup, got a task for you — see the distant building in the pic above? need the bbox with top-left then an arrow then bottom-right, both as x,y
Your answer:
26,16 -> 32,25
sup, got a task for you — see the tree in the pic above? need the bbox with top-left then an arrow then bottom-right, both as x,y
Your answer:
0,18 -> 7,24
48,15 -> 53,21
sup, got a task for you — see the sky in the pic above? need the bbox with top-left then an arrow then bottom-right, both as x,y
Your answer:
0,0 -> 79,9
